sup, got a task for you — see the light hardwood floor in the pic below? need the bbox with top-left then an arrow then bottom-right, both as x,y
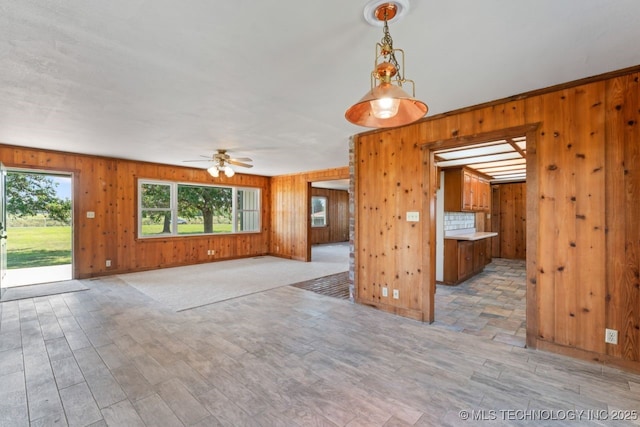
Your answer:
1,269 -> 639,426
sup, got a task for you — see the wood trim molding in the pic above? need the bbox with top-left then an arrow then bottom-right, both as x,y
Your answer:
421,124 -> 541,342
535,339 -> 640,374
525,126 -> 540,349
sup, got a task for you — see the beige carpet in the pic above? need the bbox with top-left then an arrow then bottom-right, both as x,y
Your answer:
117,244 -> 349,311
0,280 -> 88,302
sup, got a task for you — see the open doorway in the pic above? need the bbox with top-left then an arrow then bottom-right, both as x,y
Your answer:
4,169 -> 73,287
425,126 -> 534,347
309,179 -> 350,263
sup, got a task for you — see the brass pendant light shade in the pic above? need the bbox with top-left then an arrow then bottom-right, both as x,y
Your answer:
345,82 -> 428,128
346,1 -> 427,128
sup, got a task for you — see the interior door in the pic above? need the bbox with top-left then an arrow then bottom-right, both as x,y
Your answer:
0,163 -> 7,299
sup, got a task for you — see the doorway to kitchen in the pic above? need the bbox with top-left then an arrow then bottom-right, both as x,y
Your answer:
423,124 -> 537,347
4,169 -> 73,287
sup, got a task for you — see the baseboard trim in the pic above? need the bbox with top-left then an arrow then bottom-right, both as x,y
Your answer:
535,339 -> 640,374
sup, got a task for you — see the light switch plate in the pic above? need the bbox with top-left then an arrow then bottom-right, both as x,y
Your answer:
86,211 -> 95,218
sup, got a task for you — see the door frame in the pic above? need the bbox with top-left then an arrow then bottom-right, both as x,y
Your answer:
0,163 -> 6,299
421,123 -> 539,348
5,167 -> 75,284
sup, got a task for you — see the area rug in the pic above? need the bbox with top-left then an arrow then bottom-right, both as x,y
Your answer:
0,280 -> 88,302
117,250 -> 349,312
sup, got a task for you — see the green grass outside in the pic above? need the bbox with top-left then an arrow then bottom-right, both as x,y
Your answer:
7,226 -> 72,269
7,223 -> 236,269
141,223 -> 233,235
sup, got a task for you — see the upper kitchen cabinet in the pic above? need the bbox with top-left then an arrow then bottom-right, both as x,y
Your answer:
443,167 -> 491,212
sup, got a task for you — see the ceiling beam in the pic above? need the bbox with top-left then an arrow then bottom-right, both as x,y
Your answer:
507,137 -> 527,159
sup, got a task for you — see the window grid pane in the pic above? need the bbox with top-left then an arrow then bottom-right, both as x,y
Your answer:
138,179 -> 260,238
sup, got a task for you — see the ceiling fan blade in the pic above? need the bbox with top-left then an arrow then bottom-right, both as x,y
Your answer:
230,157 -> 252,162
227,160 -> 253,168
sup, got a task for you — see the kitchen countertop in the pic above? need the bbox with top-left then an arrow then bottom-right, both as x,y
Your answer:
444,231 -> 498,241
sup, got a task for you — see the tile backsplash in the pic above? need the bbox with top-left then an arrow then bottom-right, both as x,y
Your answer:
444,212 -> 475,231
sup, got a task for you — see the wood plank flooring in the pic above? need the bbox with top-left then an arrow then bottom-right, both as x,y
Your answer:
1,270 -> 639,426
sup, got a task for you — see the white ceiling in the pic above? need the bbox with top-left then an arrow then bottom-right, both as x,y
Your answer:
1,1 -> 639,177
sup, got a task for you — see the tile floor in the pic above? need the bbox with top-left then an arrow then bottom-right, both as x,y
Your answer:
435,258 -> 527,347
1,264 -> 640,426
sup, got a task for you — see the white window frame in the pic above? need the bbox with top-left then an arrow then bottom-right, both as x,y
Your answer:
138,179 -> 261,238
311,196 -> 328,228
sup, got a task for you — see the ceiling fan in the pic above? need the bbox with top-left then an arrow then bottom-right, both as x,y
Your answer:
183,149 -> 253,177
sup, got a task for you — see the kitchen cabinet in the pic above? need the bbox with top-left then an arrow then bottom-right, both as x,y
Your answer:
457,240 -> 474,279
444,167 -> 490,212
443,238 -> 491,285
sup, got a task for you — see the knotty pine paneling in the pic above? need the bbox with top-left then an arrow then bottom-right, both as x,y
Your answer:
0,144 -> 271,278
492,183 -> 526,260
605,73 -> 640,363
490,186 -> 501,257
354,67 -> 640,369
311,188 -> 349,245
355,127 -> 425,320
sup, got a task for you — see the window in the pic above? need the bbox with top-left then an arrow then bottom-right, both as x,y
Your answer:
236,189 -> 260,232
311,196 -> 327,227
138,180 -> 260,238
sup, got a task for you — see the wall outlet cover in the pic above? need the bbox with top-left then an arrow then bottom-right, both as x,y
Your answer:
406,211 -> 419,222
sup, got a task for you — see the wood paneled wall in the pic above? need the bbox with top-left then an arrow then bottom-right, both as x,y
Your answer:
354,127 -> 426,320
270,167 -> 349,261
0,145 -> 271,278
491,182 -> 526,260
310,188 -> 349,245
354,67 -> 640,370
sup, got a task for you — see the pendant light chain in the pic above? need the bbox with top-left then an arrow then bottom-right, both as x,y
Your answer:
344,1 -> 428,128
381,14 -> 403,85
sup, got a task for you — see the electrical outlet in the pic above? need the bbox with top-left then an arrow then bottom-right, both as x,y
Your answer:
605,328 -> 618,344
105,259 -> 111,267
382,287 -> 388,297
392,289 -> 399,299
406,211 -> 419,222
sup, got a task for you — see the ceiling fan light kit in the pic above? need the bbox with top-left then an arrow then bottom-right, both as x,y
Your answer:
183,149 -> 252,178
345,0 -> 428,128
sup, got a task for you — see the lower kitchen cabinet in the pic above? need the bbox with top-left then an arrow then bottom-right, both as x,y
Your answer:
443,238 -> 490,285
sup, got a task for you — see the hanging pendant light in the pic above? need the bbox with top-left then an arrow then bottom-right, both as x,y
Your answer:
345,1 -> 428,128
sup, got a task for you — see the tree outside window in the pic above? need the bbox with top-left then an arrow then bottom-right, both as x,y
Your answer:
311,196 -> 327,227
138,179 -> 260,237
